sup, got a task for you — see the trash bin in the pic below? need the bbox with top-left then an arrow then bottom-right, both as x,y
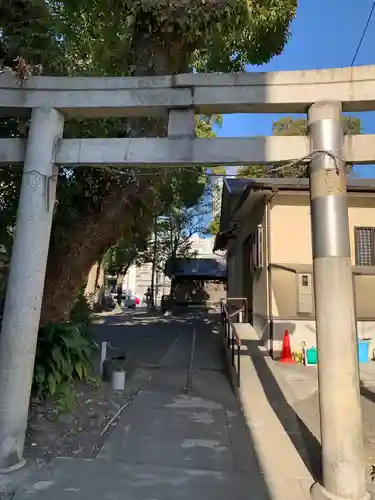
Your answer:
358,339 -> 371,363
305,347 -> 318,366
161,295 -> 170,313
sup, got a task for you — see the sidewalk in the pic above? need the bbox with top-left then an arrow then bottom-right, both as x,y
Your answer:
12,313 -> 273,499
225,323 -> 375,494
226,324 -> 314,500
273,356 -> 375,479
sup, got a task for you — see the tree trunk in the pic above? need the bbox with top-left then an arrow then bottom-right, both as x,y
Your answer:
40,181 -> 154,324
40,36 -> 188,325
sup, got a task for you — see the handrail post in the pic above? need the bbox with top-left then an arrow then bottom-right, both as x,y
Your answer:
184,327 -> 196,393
227,319 -> 231,349
231,326 -> 235,365
224,297 -> 248,324
238,308 -> 243,323
237,343 -> 241,387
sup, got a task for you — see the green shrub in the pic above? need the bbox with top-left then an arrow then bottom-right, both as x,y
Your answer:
70,288 -> 93,326
33,322 -> 95,404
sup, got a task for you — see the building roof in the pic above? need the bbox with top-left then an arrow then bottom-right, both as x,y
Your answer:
225,177 -> 375,194
232,177 -> 375,220
215,176 -> 375,252
169,257 -> 227,280
224,177 -> 254,195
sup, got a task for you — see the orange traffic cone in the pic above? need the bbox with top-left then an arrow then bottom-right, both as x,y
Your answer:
279,330 -> 296,364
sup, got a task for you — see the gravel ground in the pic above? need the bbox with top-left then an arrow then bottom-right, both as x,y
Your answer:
0,379 -> 137,500
24,380 -> 137,462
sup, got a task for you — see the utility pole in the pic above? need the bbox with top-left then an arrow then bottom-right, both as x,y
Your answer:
308,102 -> 368,500
150,216 -> 158,310
0,106 -> 64,471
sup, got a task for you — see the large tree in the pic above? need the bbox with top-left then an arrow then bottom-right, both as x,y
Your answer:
0,0 -> 297,324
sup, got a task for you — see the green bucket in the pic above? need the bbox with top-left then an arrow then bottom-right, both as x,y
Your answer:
306,347 -> 318,365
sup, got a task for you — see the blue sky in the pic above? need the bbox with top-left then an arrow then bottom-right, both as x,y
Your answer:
218,0 -> 375,178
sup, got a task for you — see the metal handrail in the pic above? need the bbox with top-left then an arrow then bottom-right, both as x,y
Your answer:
184,327 -> 196,393
221,297 -> 248,323
220,301 -> 241,387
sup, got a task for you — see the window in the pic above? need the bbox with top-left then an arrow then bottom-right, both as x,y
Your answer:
355,227 -> 375,266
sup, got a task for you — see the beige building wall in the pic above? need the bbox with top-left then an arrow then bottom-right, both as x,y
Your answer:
85,262 -> 105,294
85,261 -> 105,306
270,193 -> 375,318
227,242 -> 242,299
226,190 -> 375,355
270,194 -> 312,264
267,192 -> 375,355
228,200 -> 269,337
354,274 -> 375,320
271,192 -> 375,265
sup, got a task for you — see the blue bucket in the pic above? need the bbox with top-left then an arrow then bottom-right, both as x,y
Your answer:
358,339 -> 370,364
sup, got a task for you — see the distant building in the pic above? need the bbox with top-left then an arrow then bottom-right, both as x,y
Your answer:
123,235 -> 216,304
124,262 -> 171,305
189,235 -> 215,258
167,255 -> 227,306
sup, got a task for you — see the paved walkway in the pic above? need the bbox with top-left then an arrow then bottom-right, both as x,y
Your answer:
228,324 -> 313,500
274,358 -> 375,479
13,312 -> 272,499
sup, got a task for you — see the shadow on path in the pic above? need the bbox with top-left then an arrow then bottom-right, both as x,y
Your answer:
14,312 -> 274,500
241,338 -> 322,481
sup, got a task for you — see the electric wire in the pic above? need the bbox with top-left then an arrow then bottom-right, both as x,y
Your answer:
351,0 -> 375,66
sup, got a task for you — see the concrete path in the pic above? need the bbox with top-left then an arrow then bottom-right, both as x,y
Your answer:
227,324 -> 314,500
13,312 -> 272,499
89,309 -> 182,367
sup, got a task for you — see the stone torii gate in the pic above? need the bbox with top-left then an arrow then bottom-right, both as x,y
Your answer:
1,65 -> 375,500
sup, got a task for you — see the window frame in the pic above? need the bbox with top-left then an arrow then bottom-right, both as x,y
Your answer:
354,226 -> 375,266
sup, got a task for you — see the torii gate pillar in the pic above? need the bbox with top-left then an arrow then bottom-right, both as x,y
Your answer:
0,106 -> 64,470
308,101 -> 368,500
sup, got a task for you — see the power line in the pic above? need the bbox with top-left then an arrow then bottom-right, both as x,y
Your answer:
0,150 -> 346,179
351,1 -> 375,66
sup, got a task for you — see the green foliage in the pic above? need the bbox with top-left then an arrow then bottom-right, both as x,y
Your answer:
55,383 -> 77,413
70,288 -> 93,325
0,0 -> 297,323
105,116 -> 220,276
34,323 -> 94,405
237,116 -> 362,179
150,199 -> 209,278
39,0 -> 297,75
271,115 -> 361,136
208,214 -> 220,235
237,165 -> 269,178
0,0 -> 297,78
